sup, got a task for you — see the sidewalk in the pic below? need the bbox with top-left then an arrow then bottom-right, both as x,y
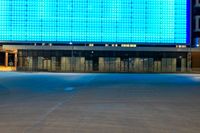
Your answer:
0,66 -> 16,72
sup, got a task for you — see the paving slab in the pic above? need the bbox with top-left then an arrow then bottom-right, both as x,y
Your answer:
0,72 -> 200,133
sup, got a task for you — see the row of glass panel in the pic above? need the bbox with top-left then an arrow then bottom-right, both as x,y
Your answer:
18,56 -> 187,72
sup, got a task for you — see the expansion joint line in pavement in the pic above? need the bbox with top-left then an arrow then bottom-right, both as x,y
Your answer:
22,75 -> 96,133
22,92 -> 77,133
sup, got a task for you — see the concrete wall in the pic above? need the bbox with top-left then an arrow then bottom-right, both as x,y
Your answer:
192,52 -> 200,71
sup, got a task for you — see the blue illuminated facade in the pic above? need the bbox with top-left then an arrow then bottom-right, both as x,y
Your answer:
0,0 -> 190,45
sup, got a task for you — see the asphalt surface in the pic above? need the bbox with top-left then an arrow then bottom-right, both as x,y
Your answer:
0,72 -> 200,133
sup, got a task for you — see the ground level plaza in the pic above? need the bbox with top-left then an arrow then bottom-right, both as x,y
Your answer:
0,73 -> 200,133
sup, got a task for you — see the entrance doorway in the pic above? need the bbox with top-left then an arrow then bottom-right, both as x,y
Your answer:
0,51 -> 17,71
0,52 -> 5,66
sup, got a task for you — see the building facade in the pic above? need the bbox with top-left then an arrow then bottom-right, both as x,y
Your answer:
191,0 -> 200,71
0,0 -> 196,72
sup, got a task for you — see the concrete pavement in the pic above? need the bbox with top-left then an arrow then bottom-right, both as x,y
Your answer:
0,73 -> 200,133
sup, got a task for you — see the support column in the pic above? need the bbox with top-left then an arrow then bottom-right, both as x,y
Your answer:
5,52 -> 8,67
187,52 -> 192,72
18,51 -> 23,68
14,53 -> 17,68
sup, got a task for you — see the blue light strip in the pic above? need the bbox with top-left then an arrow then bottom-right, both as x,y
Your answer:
195,38 -> 199,47
186,0 -> 191,44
